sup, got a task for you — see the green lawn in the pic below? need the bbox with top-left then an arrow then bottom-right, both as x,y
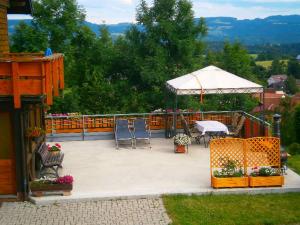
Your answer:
163,193 -> 300,225
288,155 -> 300,175
256,60 -> 288,69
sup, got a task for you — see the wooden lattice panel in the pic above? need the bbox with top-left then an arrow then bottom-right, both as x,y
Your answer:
245,137 -> 280,168
210,138 -> 245,175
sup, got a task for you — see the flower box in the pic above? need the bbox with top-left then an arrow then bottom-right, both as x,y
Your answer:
30,175 -> 73,197
175,145 -> 186,153
30,183 -> 73,197
249,176 -> 284,187
211,176 -> 248,188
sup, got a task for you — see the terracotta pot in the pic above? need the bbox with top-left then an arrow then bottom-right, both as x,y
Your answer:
50,151 -> 60,156
175,145 -> 186,153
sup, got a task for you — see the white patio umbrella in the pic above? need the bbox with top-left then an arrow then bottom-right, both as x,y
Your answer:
165,65 -> 264,135
166,65 -> 263,100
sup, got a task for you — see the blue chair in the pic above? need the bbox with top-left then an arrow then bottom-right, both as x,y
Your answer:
115,119 -> 134,149
133,118 -> 151,148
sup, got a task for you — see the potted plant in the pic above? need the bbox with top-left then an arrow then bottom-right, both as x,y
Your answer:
249,166 -> 284,187
173,134 -> 191,153
212,157 -> 248,188
30,175 -> 73,197
47,143 -> 62,155
26,127 -> 45,142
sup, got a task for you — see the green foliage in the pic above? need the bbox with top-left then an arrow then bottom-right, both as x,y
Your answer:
280,97 -> 296,146
10,21 -> 47,52
269,59 -> 286,75
294,104 -> 300,143
250,167 -> 281,177
32,0 -> 85,52
288,155 -> 300,175
287,58 -> 300,79
285,76 -> 299,94
163,193 -> 300,225
287,143 -> 300,155
9,0 -> 267,114
213,157 -> 244,178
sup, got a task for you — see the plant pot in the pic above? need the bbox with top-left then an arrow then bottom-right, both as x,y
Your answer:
50,151 -> 60,156
175,145 -> 186,153
211,176 -> 248,188
249,176 -> 284,187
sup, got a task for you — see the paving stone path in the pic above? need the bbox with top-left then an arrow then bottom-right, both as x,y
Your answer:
0,198 -> 171,225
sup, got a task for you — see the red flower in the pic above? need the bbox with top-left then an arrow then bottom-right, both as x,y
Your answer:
55,143 -> 61,148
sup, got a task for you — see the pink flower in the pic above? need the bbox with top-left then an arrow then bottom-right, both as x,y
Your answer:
55,143 -> 61,148
55,175 -> 73,184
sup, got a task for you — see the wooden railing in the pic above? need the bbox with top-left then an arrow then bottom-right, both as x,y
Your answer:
45,111 -> 271,139
0,53 -> 64,108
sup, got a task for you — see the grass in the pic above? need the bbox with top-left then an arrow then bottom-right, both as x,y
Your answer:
163,193 -> 300,225
255,60 -> 288,69
288,155 -> 300,175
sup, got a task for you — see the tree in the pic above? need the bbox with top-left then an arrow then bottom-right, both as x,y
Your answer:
32,0 -> 85,52
285,76 -> 299,95
279,97 -> 295,146
221,42 -> 256,81
123,0 -> 208,111
10,21 -> 47,52
269,59 -> 286,75
295,104 -> 300,144
287,58 -> 300,79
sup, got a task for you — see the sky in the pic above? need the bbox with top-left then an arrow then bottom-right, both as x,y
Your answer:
8,0 -> 300,24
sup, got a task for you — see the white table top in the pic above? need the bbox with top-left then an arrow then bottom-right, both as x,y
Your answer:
195,120 -> 229,135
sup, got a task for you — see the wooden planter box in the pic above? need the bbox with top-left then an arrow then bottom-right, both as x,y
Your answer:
30,183 -> 73,197
249,176 -> 284,187
211,176 -> 248,188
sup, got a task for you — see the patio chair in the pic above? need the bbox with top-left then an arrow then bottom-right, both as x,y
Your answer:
228,112 -> 241,132
227,116 -> 246,137
133,118 -> 151,148
180,114 -> 204,145
115,119 -> 134,149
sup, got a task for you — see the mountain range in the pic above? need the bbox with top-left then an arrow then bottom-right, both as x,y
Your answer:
8,15 -> 300,45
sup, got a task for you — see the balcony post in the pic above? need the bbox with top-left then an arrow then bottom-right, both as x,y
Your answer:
273,114 -> 281,138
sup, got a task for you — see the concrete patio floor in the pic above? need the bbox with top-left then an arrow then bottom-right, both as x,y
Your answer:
31,138 -> 300,204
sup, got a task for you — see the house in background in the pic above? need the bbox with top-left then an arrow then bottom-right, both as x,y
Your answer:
252,89 -> 286,113
296,55 -> 300,62
267,74 -> 287,90
0,0 -> 64,200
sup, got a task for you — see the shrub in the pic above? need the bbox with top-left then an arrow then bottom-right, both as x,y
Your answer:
287,143 -> 300,155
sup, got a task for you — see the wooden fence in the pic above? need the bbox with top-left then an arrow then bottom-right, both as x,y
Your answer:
45,111 -> 271,139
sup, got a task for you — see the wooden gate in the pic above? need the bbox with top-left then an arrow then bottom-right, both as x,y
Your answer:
0,111 -> 16,195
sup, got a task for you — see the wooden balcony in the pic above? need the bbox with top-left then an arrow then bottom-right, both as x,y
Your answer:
0,53 -> 64,108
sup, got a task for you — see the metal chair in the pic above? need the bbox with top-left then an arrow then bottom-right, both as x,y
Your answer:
133,118 -> 151,148
115,119 -> 134,149
227,116 -> 246,137
180,114 -> 205,145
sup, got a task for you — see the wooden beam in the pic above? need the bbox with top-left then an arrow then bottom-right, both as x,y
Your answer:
12,62 -> 21,108
0,6 -> 9,53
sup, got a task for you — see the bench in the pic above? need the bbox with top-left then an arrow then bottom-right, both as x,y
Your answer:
36,143 -> 64,178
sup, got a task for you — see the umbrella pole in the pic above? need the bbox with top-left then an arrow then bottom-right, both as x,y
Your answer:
173,94 -> 178,137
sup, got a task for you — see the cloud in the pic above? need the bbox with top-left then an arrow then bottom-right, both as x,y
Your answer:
120,0 -> 134,4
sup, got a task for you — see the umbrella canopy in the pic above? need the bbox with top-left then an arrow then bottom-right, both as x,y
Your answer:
166,65 -> 263,95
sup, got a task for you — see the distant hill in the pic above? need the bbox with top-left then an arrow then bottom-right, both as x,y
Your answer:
8,15 -> 300,45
